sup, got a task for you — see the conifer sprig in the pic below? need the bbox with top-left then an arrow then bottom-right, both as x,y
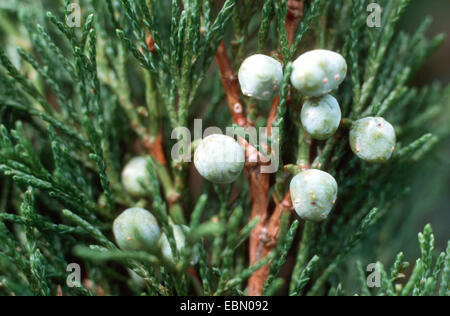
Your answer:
0,0 -> 448,296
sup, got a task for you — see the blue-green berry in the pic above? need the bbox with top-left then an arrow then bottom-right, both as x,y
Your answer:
159,225 -> 199,266
121,157 -> 149,197
291,49 -> 347,97
290,169 -> 338,222
238,54 -> 283,100
113,208 -> 161,252
349,117 -> 396,163
194,134 -> 245,184
301,94 -> 342,140
128,269 -> 146,288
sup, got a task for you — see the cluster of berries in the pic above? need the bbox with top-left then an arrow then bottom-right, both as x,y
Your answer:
192,50 -> 396,222
115,49 -> 399,256
113,207 -> 198,265
239,50 -> 396,164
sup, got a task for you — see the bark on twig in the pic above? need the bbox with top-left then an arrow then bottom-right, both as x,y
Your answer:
286,0 -> 305,46
247,0 -> 304,296
144,133 -> 167,166
146,34 -> 155,53
267,96 -> 280,136
215,41 -> 250,128
248,192 -> 293,296
215,40 -> 271,296
215,1 -> 303,295
247,90 -> 295,295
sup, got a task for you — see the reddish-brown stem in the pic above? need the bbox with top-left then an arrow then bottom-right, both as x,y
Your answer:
286,0 -> 305,46
56,285 -> 63,296
248,192 -> 293,296
247,0 -> 304,296
266,96 -> 280,136
146,34 -> 155,53
215,40 -> 272,295
144,133 -> 167,166
215,41 -> 250,128
247,89 -> 295,295
215,1 -> 303,295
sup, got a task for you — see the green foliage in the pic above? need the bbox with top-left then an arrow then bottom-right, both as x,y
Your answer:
0,0 -> 448,296
354,225 -> 449,296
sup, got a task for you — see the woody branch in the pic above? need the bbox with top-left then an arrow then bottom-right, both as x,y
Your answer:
215,0 -> 305,296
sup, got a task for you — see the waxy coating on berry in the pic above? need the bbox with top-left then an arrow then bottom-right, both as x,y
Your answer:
159,224 -> 199,266
301,94 -> 342,140
121,157 -> 150,197
349,117 -> 396,163
194,134 -> 245,184
290,169 -> 338,222
128,269 -> 146,288
238,54 -> 283,101
291,49 -> 347,97
113,208 -> 161,252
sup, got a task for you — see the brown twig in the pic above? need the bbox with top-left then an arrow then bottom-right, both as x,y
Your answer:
56,284 -> 63,296
248,192 -> 293,295
248,0 -> 304,296
247,90 -> 295,295
266,96 -> 280,136
215,40 -> 271,295
214,39 -> 270,223
215,41 -> 250,128
143,133 -> 167,166
146,34 -> 155,53
286,0 -> 305,46
215,1 -> 304,296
